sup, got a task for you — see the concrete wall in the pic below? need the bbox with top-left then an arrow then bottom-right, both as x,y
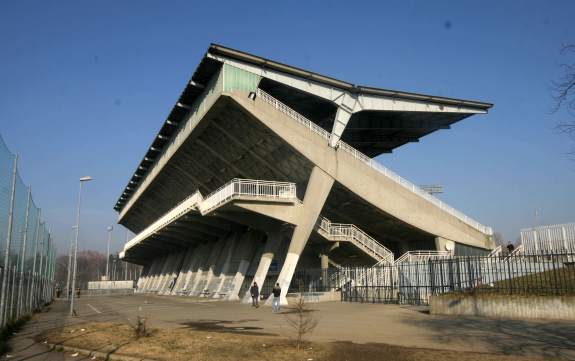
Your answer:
287,291 -> 341,303
430,294 -> 575,321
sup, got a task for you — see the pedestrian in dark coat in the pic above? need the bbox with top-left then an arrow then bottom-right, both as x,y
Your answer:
250,282 -> 260,308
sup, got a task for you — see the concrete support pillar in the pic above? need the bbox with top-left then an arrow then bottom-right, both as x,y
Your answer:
181,244 -> 209,294
139,263 -> 155,292
142,256 -> 165,291
241,229 -> 283,303
136,264 -> 150,291
269,166 -> 334,305
153,253 -> 174,291
211,234 -> 240,298
160,252 -> 185,294
226,231 -> 263,301
203,234 -> 235,297
435,236 -> 454,254
171,247 -> 196,294
156,253 -> 178,292
190,238 -> 226,296
320,254 -> 329,269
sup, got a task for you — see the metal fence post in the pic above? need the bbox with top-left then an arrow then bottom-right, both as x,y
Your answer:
16,187 -> 31,318
0,154 -> 18,327
37,229 -> 45,307
28,210 -> 40,311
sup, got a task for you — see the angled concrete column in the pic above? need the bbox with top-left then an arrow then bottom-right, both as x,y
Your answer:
136,264 -> 150,291
269,166 -> 334,305
210,234 -> 239,298
160,252 -> 185,294
140,260 -> 157,291
168,251 -> 187,292
151,255 -> 170,291
158,254 -> 176,293
226,231 -> 263,301
320,254 -> 329,269
435,236 -> 454,253
202,234 -> 235,297
171,247 -> 196,294
241,229 -> 283,303
153,253 -> 174,291
190,238 -> 226,296
143,256 -> 165,291
181,244 -> 209,294
156,253 -> 178,293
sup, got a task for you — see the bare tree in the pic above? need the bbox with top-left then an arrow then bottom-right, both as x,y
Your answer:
492,232 -> 505,247
552,44 -> 575,155
284,295 -> 319,351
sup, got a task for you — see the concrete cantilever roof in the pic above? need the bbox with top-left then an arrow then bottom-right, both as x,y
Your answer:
209,44 -> 493,110
114,43 -> 493,213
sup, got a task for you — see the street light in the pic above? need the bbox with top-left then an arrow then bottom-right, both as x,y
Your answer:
65,226 -> 77,299
106,226 -> 113,280
69,176 -> 92,316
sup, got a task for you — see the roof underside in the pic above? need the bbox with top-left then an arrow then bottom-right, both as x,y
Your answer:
114,44 -> 492,213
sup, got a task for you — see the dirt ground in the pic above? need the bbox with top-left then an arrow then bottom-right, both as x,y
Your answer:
40,321 -> 560,361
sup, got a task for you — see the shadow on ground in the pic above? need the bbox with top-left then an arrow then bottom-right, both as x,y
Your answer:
405,315 -> 575,359
180,319 -> 278,336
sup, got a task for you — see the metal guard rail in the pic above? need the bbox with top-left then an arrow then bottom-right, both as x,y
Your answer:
198,178 -> 297,215
124,191 -> 204,250
318,217 -> 394,264
394,250 -> 453,264
256,88 -> 493,236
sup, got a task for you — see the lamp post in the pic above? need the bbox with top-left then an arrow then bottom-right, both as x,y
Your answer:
69,176 -> 92,316
106,226 -> 113,280
65,226 -> 76,299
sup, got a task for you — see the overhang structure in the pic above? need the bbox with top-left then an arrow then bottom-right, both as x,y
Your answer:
115,44 -> 494,304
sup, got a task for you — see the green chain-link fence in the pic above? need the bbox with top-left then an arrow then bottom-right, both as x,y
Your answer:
0,135 -> 55,327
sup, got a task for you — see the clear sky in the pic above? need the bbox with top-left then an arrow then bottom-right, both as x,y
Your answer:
1,0 -> 574,254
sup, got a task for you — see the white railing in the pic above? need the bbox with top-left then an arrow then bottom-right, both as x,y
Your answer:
198,178 -> 297,215
123,191 -> 204,251
256,88 -> 493,236
317,217 -> 394,264
256,89 -> 332,142
520,223 -> 575,255
124,179 -> 296,254
488,245 -> 502,257
394,250 -> 453,264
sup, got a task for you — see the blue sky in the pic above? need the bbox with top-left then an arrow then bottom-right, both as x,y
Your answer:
1,0 -> 574,254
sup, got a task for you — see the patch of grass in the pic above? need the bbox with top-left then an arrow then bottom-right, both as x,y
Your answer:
444,266 -> 575,297
0,314 -> 31,355
40,321 -> 552,361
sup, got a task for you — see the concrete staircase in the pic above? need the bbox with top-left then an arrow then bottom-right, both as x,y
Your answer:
316,217 -> 394,264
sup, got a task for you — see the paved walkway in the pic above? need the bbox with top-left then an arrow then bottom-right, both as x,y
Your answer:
3,295 -> 575,360
2,301 -> 89,361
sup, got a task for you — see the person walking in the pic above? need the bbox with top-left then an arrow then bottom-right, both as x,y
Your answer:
250,282 -> 260,308
272,283 -> 281,313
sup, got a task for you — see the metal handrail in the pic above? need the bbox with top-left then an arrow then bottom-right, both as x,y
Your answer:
488,245 -> 502,257
198,178 -> 297,215
256,88 -> 493,236
124,191 -> 204,251
317,217 -> 395,265
394,250 -> 453,264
